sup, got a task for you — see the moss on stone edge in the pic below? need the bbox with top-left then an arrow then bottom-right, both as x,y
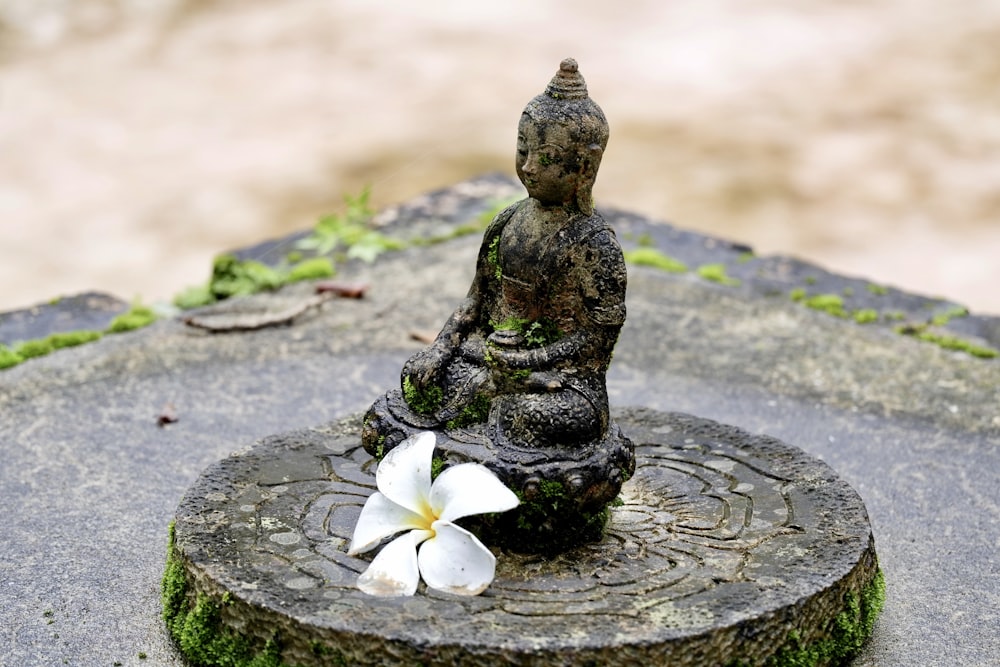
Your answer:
726,568 -> 885,667
163,522 -> 316,667
768,568 -> 885,666
623,247 -> 688,273
0,346 -> 23,370
912,331 -> 998,359
107,304 -> 158,333
1,303 -> 159,372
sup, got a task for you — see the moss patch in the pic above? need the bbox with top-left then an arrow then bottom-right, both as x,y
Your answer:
106,303 -> 158,333
286,257 -> 335,283
852,309 -> 879,324
470,482 -> 617,556
402,375 -> 443,415
163,523 -> 302,667
697,263 -> 741,286
802,293 -> 847,318
623,247 -> 688,273
930,306 -> 968,327
912,330 -> 998,359
13,338 -> 54,359
1,329 -> 105,371
487,235 -> 502,280
490,316 -> 562,348
445,393 -> 491,429
0,345 -> 23,369
765,568 -> 885,667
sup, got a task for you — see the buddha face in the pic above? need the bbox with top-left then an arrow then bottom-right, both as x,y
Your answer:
515,114 -> 590,209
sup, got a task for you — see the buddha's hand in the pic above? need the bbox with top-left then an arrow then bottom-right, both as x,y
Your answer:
401,344 -> 450,392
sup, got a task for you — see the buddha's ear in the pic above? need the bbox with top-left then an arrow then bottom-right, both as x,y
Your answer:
575,144 -> 604,215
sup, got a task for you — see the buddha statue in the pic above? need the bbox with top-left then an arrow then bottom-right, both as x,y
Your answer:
362,59 -> 634,553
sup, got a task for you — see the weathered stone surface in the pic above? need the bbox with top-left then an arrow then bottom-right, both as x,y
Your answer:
169,409 -> 880,666
1,175 -> 997,665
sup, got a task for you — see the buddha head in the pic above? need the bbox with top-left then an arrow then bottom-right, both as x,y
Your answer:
516,58 -> 610,215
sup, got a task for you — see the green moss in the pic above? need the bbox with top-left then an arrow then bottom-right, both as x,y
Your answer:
637,232 -> 655,247
14,338 -> 54,359
430,456 -> 446,480
445,393 -> 491,429
285,250 -> 303,263
866,283 -> 888,296
490,316 -> 561,348
173,284 -> 216,309
286,257 -> 335,283
803,293 -> 847,318
930,306 -> 968,327
764,569 -> 885,667
623,247 -> 688,273
853,309 -> 879,324
402,375 -> 443,415
208,254 -> 285,301
884,310 -> 905,321
804,275 -> 817,285
106,303 -> 158,333
471,482 -> 617,556
163,522 -> 298,667
842,286 -> 854,297
913,331 -> 998,359
737,251 -> 755,264
789,288 -> 807,303
48,330 -> 103,349
697,263 -> 741,286
7,329 -> 105,365
488,235 -> 502,280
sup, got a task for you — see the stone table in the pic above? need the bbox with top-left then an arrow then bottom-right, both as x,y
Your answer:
1,175 -> 997,665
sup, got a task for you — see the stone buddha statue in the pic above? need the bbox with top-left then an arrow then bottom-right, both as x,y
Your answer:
362,59 -> 633,553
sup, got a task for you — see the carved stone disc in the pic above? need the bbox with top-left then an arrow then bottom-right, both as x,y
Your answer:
166,408 -> 882,666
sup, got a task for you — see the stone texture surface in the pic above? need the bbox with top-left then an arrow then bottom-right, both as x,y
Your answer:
171,409 -> 878,665
1,175 -> 998,665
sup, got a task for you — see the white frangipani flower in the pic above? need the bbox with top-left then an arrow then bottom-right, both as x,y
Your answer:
348,431 -> 520,596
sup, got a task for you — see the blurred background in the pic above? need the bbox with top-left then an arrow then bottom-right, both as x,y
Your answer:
2,0 -> 999,314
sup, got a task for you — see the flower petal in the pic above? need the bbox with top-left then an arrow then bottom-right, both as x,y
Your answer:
356,529 -> 433,597
376,431 -> 436,518
417,521 -> 497,596
348,491 -> 428,555
430,463 -> 520,522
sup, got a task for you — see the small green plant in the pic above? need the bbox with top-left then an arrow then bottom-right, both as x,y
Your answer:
623,247 -> 688,273
296,187 -> 404,261
866,283 -> 888,296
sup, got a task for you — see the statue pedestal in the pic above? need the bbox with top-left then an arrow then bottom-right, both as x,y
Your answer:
166,408 -> 882,666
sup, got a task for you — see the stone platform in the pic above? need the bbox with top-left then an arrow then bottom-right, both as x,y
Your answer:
2,175 -> 998,665
169,410 -> 879,666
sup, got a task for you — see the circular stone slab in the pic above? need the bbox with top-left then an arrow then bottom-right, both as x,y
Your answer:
165,408 -> 883,667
